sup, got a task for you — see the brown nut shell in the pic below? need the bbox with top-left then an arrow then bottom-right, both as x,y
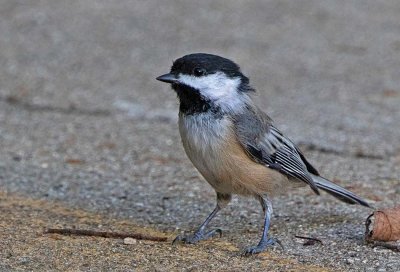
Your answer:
366,206 -> 400,242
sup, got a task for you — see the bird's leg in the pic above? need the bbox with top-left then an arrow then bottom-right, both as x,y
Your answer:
173,192 -> 231,245
243,195 -> 281,255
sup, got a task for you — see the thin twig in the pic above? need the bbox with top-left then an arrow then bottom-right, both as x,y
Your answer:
44,228 -> 167,242
367,241 -> 400,252
295,235 -> 323,246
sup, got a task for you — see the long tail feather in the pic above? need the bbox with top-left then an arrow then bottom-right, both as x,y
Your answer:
311,174 -> 372,208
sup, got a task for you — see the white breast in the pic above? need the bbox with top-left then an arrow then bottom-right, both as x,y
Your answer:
179,113 -> 232,188
179,113 -> 230,150
178,113 -> 293,196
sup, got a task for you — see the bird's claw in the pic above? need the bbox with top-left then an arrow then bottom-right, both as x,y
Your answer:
172,228 -> 222,245
241,238 -> 283,256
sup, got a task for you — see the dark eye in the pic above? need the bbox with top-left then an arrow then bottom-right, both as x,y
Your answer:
193,67 -> 206,76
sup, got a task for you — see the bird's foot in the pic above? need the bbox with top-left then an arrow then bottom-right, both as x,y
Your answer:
242,238 -> 283,256
172,228 -> 222,245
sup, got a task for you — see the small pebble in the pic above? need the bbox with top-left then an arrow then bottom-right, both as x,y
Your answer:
123,237 -> 137,245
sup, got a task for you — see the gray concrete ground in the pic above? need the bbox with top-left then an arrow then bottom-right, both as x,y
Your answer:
0,1 -> 399,271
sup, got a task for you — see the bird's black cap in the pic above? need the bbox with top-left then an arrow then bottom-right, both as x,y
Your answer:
170,53 -> 246,80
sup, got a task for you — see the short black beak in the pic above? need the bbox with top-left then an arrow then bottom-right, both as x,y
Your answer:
156,73 -> 179,84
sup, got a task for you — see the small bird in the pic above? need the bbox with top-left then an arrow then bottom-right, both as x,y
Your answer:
156,53 -> 371,255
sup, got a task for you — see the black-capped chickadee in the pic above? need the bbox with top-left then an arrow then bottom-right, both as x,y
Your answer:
156,53 -> 371,255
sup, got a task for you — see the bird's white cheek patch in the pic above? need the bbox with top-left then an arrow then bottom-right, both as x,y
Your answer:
178,73 -> 246,112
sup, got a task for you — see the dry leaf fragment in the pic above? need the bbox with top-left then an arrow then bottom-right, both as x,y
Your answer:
65,158 -> 85,165
365,206 -> 400,241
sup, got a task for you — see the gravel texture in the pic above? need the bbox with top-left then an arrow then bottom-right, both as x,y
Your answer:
0,1 -> 399,271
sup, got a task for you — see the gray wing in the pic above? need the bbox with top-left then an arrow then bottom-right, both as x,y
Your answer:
234,109 -> 320,194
